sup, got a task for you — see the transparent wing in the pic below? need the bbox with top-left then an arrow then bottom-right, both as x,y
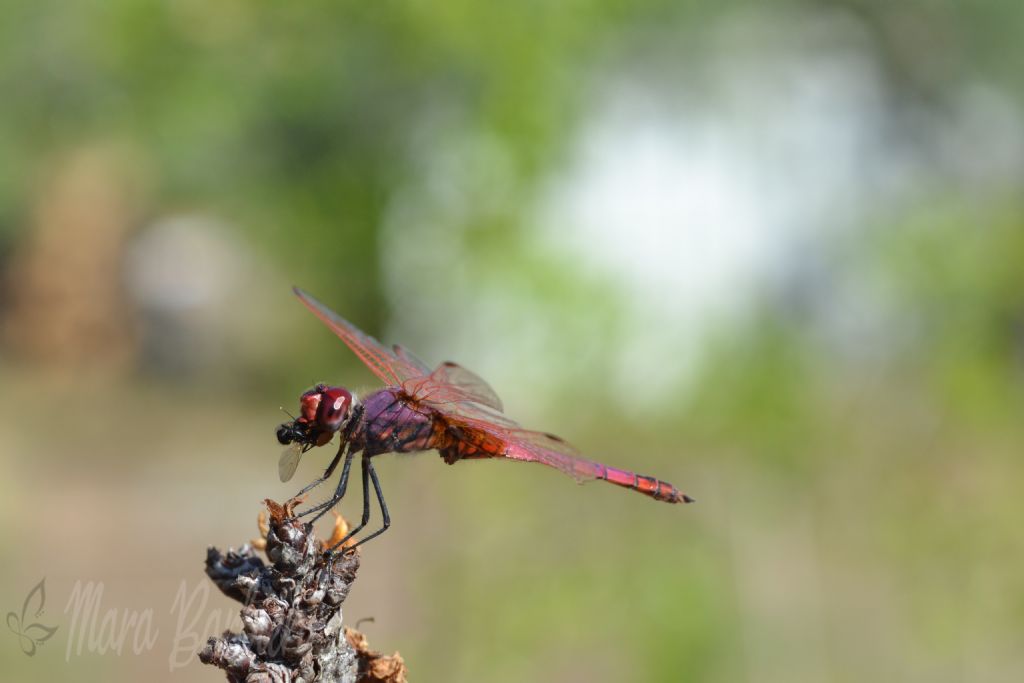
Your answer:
402,360 -> 600,481
403,362 -> 506,421
502,428 -> 605,482
278,442 -> 304,482
392,344 -> 432,374
427,361 -> 503,410
293,287 -> 429,387
294,289 -> 508,416
446,412 -> 605,483
436,397 -> 521,428
294,287 -> 623,489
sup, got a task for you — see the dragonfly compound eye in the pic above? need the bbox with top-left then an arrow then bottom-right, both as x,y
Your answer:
317,386 -> 352,432
299,389 -> 322,423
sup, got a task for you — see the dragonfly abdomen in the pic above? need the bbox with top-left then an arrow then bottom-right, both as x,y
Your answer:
598,465 -> 694,504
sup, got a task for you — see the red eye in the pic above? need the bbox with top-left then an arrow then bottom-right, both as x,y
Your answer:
317,387 -> 352,431
299,389 -> 322,423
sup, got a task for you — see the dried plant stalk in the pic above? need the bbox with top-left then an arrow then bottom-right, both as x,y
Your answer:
200,499 -> 406,683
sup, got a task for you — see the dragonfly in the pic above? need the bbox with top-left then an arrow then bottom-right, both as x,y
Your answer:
277,287 -> 693,552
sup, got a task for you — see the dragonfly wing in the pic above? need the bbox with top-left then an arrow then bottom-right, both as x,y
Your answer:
429,361 -> 503,410
503,429 -> 604,482
393,344 -> 432,374
403,361 -> 505,420
293,287 -> 428,386
440,398 -> 520,428
278,443 -> 304,482
445,412 -> 603,483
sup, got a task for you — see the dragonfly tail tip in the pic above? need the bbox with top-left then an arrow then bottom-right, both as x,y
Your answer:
682,494 -> 696,504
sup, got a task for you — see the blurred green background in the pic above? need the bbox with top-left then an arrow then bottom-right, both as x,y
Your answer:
2,1 -> 1023,681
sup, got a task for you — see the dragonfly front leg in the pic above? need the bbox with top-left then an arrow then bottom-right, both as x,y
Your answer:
296,448 -> 355,519
291,444 -> 346,504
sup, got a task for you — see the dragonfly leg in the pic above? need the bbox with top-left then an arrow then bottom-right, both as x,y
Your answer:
326,455 -> 389,552
322,455 -> 373,544
296,449 -> 355,519
346,457 -> 391,550
291,445 -> 346,504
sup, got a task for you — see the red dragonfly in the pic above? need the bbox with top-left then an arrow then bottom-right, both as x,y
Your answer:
277,287 -> 693,551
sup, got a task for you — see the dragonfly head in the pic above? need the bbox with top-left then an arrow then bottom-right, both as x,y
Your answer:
277,384 -> 354,448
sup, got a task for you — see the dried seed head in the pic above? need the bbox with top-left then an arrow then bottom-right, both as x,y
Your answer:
201,499 -> 387,683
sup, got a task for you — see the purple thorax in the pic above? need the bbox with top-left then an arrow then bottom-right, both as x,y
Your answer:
352,388 -> 437,457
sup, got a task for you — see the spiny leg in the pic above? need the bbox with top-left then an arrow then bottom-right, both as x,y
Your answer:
317,454 -> 372,542
318,457 -> 368,574
291,445 -> 345,504
346,456 -> 391,550
326,456 -> 381,552
296,449 -> 355,519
